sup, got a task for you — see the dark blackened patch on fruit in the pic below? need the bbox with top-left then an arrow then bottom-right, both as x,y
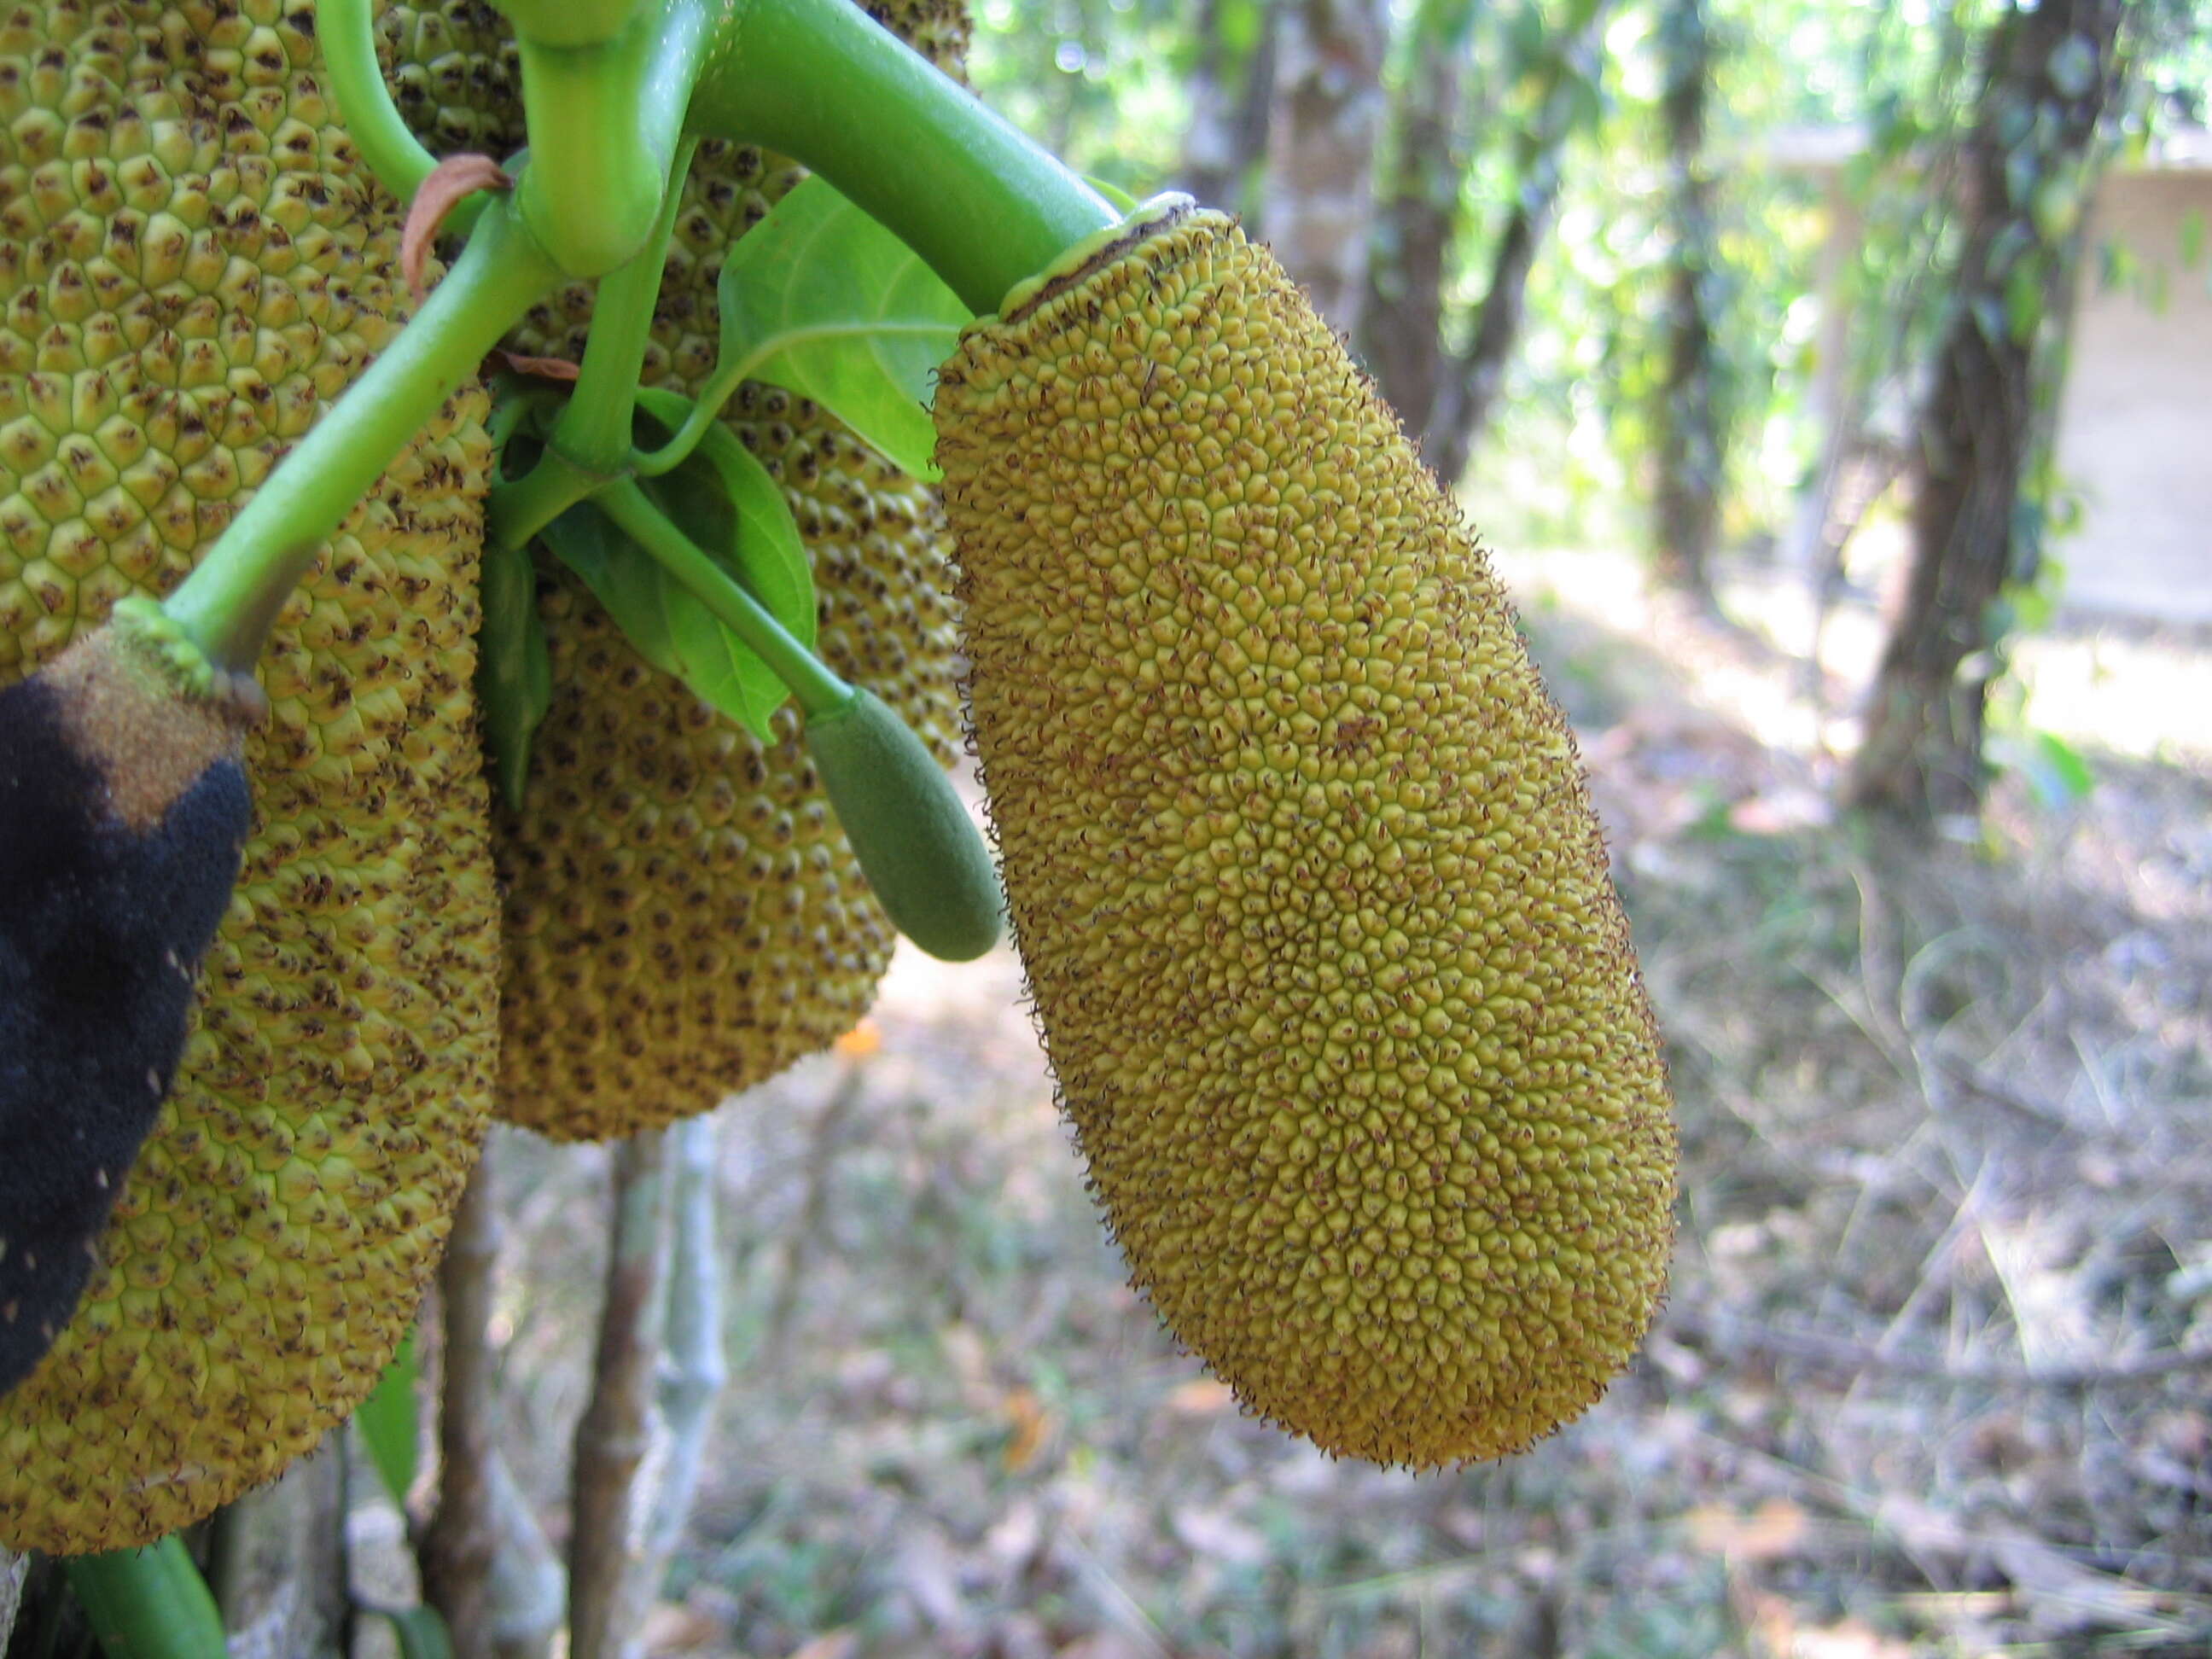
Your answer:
0,672 -> 248,1397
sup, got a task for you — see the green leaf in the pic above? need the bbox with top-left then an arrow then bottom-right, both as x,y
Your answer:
713,177 -> 971,480
358,1326 -> 421,1506
477,535 -> 553,812
365,1604 -> 457,1659
2180,206 -> 2206,271
2004,259 -> 2045,342
64,1538 -> 228,1659
538,399 -> 815,742
1084,173 -> 1140,213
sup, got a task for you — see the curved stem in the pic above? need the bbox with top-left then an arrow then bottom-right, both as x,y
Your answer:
551,134 -> 701,473
161,196 -> 562,676
695,0 -> 1115,314
596,479 -> 851,717
319,0 -> 452,207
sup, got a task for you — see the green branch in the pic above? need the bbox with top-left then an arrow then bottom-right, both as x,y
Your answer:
695,0 -> 1115,313
160,195 -> 562,676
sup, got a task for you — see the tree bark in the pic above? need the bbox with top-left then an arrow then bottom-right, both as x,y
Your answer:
1180,0 -> 1278,222
1423,0 -> 1612,486
566,1132 -> 676,1659
1653,0 -> 1724,604
1263,0 -> 1392,339
1844,0 -> 2130,824
422,1147 -> 565,1659
208,1438 -> 350,1659
1361,0 -> 1475,431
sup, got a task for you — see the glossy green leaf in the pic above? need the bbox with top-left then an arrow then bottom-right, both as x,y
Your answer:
477,535 -> 553,812
357,1326 -> 421,1507
64,1538 -> 226,1658
538,401 -> 814,742
713,176 -> 972,480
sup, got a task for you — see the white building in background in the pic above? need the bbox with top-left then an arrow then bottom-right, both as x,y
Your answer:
1772,125 -> 2212,626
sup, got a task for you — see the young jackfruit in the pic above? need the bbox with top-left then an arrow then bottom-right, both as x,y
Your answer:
379,2 -> 971,1139
936,202 -> 1677,1467
0,2 -> 498,1553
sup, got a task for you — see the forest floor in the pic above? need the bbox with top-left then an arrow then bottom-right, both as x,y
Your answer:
473,548 -> 2212,1659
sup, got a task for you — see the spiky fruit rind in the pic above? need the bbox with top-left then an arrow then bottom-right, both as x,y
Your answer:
0,0 -> 498,1552
936,207 -> 1677,1467
378,2 -> 969,1139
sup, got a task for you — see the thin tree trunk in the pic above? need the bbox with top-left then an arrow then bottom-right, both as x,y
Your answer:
1264,0 -> 1392,338
1361,0 -> 1475,431
1844,0 -> 2129,824
567,1132 -> 676,1659
1423,0 -> 1612,486
422,1146 -> 565,1659
208,1438 -> 350,1659
1181,0 -> 1278,220
1653,0 -> 1723,603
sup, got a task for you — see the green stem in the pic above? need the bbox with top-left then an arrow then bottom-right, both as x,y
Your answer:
512,3 -> 707,275
161,196 -> 562,676
484,431 -> 606,554
496,0 -> 655,47
596,479 -> 851,717
695,0 -> 1115,314
318,0 -> 454,212
550,135 -> 700,472
65,1538 -> 228,1658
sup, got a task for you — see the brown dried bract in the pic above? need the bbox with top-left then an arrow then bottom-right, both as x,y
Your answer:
403,154 -> 513,302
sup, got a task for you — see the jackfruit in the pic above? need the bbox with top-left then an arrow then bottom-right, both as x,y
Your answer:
379,2 -> 971,1140
935,201 -> 1676,1467
0,1 -> 498,1553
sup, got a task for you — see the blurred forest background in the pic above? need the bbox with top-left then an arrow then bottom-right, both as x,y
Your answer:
12,3 -> 2212,1657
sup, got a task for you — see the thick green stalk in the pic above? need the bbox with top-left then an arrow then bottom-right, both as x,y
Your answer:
550,135 -> 701,473
511,3 -> 707,275
595,480 -> 850,717
496,0 -> 655,47
65,1538 -> 228,1658
161,198 -> 562,676
695,0 -> 1115,314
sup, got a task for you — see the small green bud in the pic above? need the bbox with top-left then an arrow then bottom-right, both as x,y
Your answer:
805,690 -> 1004,963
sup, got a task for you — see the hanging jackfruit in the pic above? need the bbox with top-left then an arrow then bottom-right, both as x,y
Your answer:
0,1 -> 498,1553
936,201 -> 1677,1467
380,1 -> 971,1141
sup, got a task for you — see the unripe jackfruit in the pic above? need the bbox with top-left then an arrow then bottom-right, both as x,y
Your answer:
380,3 -> 969,1140
0,1 -> 498,1553
935,203 -> 1676,1466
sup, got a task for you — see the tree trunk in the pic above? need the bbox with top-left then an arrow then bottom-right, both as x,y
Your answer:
1263,0 -> 1392,339
1844,0 -> 2130,824
1180,0 -> 1278,223
1423,0 -> 1612,486
1653,0 -> 1723,604
1361,0 -> 1475,432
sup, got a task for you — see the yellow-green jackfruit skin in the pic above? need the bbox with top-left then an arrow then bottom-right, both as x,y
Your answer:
0,0 -> 499,1552
377,3 -> 968,1140
935,205 -> 1677,1468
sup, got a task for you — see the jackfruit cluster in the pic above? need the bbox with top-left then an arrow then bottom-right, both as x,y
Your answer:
0,0 -> 498,1553
936,203 -> 1677,1466
380,1 -> 970,1139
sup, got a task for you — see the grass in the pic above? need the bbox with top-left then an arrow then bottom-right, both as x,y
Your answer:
475,549 -> 2212,1658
